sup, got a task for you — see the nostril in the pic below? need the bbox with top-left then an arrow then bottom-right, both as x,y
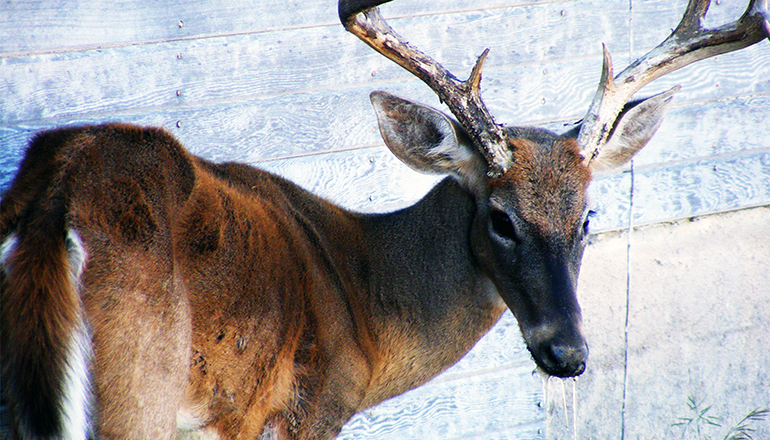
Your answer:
549,345 -> 567,362
546,342 -> 588,377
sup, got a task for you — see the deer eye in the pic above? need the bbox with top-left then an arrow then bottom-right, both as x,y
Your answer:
582,210 -> 596,236
490,210 -> 519,243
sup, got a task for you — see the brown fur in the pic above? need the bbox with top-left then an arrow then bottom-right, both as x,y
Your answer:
500,137 -> 591,240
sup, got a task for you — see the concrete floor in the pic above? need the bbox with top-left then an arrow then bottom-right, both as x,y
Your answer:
546,206 -> 770,440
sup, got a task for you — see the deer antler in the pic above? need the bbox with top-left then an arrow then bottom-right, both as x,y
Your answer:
579,0 -> 770,165
339,0 -> 512,177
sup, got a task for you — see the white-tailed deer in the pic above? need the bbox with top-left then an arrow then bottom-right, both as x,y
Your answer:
1,0 -> 767,439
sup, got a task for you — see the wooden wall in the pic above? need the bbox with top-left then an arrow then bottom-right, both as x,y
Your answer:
1,0 -> 768,438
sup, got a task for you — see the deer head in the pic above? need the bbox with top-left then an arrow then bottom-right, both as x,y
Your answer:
340,0 -> 769,377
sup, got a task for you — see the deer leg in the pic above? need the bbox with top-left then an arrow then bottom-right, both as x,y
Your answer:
296,377 -> 364,439
293,349 -> 371,440
84,261 -> 191,439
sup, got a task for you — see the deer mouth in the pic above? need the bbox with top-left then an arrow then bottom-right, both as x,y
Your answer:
523,324 -> 589,378
531,340 -> 588,378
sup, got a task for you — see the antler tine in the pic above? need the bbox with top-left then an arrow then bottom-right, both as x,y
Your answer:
756,0 -> 770,36
339,0 -> 512,177
578,0 -> 769,165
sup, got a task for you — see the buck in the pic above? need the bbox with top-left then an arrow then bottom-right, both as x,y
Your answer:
1,0 -> 767,438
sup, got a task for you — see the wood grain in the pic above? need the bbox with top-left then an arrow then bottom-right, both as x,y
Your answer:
338,353 -> 544,440
3,58 -> 767,159
2,34 -> 766,143
633,150 -> 770,226
0,0 -> 630,56
2,0 -> 633,125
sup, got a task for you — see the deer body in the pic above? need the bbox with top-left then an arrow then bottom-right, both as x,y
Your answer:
1,121 -> 588,439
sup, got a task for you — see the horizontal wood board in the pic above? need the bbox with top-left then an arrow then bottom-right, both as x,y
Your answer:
1,0 -> 768,438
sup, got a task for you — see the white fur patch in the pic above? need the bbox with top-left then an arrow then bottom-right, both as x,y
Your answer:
66,230 -> 88,283
60,318 -> 94,440
177,422 -> 222,440
60,230 -> 94,440
427,124 -> 473,164
177,408 -> 205,431
1,233 -> 18,273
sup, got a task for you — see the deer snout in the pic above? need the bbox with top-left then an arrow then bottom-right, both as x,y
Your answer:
536,338 -> 588,378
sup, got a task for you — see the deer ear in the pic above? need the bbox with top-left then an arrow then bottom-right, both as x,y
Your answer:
587,86 -> 679,172
370,91 -> 487,188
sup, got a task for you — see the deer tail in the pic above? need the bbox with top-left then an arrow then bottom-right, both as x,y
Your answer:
1,185 -> 93,439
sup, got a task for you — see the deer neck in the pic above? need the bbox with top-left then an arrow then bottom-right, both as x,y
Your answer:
354,177 -> 507,405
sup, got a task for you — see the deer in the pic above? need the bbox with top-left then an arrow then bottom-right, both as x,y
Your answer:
1,0 -> 767,438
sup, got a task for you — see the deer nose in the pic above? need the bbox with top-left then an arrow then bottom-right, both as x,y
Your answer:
542,341 -> 588,378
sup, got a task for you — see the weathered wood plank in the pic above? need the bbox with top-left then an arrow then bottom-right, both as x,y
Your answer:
1,0 -> 636,125
0,89 -> 381,166
338,360 -> 544,439
631,0 -> 755,51
258,146 -> 441,213
588,172 -> 633,232
3,47 -> 767,167
438,312 -> 531,380
637,95 -> 770,167
584,150 -> 770,232
0,0 -> 617,56
6,0 -> 742,60
2,33 -> 766,145
0,0 -> 337,56
619,45 -> 770,103
633,150 -> 770,226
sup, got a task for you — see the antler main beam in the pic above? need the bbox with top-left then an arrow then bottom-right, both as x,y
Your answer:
339,0 -> 512,177
579,0 -> 770,164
